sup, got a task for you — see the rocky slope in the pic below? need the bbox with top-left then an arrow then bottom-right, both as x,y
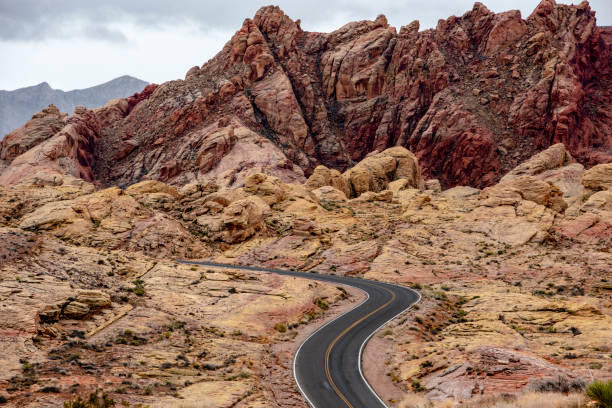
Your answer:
0,76 -> 148,139
0,142 -> 610,406
1,1 -> 610,191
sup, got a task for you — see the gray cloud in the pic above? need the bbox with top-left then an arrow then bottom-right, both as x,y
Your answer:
1,0 -> 610,43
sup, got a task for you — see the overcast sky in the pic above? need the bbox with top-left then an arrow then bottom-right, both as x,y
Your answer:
1,0 -> 610,91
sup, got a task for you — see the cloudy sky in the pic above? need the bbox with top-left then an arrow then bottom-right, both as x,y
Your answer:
1,0 -> 610,91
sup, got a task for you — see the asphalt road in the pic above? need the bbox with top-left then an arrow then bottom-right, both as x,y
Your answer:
183,261 -> 420,408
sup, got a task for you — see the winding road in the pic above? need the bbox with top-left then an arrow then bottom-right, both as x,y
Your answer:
184,261 -> 420,408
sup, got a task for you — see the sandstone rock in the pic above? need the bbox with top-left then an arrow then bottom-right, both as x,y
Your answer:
556,213 -> 612,243
484,10 -> 527,55
535,163 -> 585,199
582,163 -> 612,191
464,203 -> 555,246
179,182 -> 218,198
2,1 -> 608,192
306,165 -> 350,198
195,126 -> 237,173
581,190 -> 612,213
292,218 -> 321,236
312,186 -> 347,204
195,126 -> 306,188
62,301 -> 90,319
353,191 -> 377,202
244,173 -> 287,205
441,186 -> 480,200
0,105 -> 67,162
220,197 -> 265,243
343,147 -> 423,198
388,179 -> 410,195
76,290 -> 111,309
125,180 -> 180,198
501,143 -> 575,182
374,190 -> 393,202
425,179 -> 441,193
480,175 -> 567,213
0,107 -> 100,186
19,201 -> 78,230
203,189 -> 249,214
38,305 -> 61,323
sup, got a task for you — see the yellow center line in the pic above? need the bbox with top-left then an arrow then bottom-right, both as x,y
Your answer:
324,286 -> 397,408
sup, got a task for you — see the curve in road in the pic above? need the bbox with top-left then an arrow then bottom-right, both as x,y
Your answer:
183,261 -> 420,408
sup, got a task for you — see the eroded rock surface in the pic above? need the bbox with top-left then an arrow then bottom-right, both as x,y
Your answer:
3,1 -> 610,191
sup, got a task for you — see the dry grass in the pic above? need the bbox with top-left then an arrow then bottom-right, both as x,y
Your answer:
397,392 -> 585,408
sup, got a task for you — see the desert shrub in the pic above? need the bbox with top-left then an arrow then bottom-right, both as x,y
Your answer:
315,298 -> 329,310
63,390 -> 114,408
274,323 -> 287,333
411,380 -> 425,392
463,392 -> 584,408
586,381 -> 612,408
529,375 -> 586,393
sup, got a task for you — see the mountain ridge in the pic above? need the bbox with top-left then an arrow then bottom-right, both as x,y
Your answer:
0,0 -> 610,190
0,75 -> 148,139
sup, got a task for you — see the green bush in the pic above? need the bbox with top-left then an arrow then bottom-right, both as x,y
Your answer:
411,380 -> 425,392
315,298 -> 329,310
587,381 -> 612,408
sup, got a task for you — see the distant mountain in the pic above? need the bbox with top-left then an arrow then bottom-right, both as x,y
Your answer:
0,75 -> 148,139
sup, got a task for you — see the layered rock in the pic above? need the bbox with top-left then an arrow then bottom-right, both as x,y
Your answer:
0,107 -> 100,186
306,146 -> 423,198
0,104 -> 67,162
0,133 -> 610,406
0,1 -> 602,190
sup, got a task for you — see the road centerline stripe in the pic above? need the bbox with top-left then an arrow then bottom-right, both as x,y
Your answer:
324,286 -> 396,407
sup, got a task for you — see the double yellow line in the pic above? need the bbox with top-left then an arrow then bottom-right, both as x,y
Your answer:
323,286 -> 396,407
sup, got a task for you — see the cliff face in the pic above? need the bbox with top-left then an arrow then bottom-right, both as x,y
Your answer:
2,0 -> 611,190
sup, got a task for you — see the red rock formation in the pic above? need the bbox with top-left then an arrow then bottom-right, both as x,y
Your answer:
0,105 -> 67,162
0,106 -> 101,185
3,1 -> 611,189
126,83 -> 159,113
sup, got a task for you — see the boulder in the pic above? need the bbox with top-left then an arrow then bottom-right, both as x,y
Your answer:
582,163 -> 612,191
479,175 -> 567,213
62,301 -> 90,319
306,166 -> 351,198
312,186 -> 348,204
220,197 -> 265,243
388,179 -> 410,195
500,143 -> 575,181
425,179 -> 442,192
125,180 -> 180,198
441,186 -> 480,200
343,147 -> 423,198
38,305 -> 62,323
244,173 -> 287,205
76,290 -> 112,309
581,191 -> 612,213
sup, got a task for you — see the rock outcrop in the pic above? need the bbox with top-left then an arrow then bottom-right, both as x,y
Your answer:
0,132 -> 610,407
0,105 -> 68,162
582,163 -> 612,192
4,1 -> 607,190
0,107 -> 100,186
307,147 -> 423,198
